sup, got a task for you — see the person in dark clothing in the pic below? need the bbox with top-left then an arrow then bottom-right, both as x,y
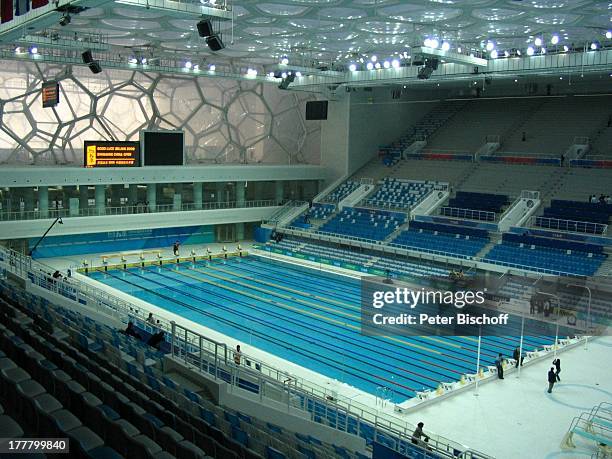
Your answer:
147,331 -> 165,350
495,353 -> 504,379
412,422 -> 430,446
599,194 -> 606,204
124,322 -> 141,340
172,241 -> 180,256
52,270 -> 63,279
553,358 -> 561,381
547,367 -> 557,393
513,347 -> 524,368
521,131 -> 526,142
560,154 -> 565,166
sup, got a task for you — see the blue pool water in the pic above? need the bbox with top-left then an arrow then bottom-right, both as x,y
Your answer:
88,256 -> 553,403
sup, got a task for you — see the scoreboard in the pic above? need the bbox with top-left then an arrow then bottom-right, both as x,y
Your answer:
42,81 -> 60,108
84,141 -> 140,168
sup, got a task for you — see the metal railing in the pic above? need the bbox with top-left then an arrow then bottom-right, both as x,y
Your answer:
0,199 -> 282,221
531,216 -> 608,235
0,245 -> 492,459
440,206 -> 497,222
278,226 -> 585,278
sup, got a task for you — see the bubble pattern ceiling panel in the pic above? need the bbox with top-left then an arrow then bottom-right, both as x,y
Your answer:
0,62 -> 320,166
37,0 -> 609,66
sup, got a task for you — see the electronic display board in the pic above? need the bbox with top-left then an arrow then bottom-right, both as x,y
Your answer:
84,141 -> 141,168
42,81 -> 60,108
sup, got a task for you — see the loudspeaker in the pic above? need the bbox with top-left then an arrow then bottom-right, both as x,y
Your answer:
88,61 -> 102,74
197,19 -> 213,37
81,49 -> 93,64
206,34 -> 225,51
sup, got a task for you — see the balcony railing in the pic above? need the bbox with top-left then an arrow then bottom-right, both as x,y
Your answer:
0,199 -> 283,221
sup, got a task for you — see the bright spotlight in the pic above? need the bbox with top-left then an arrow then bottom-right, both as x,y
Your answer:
281,72 -> 287,78
457,46 -> 462,53
280,56 -> 289,65
184,61 -> 192,69
295,71 -> 302,77
366,62 -> 374,70
391,59 -> 400,69
374,62 -> 381,69
562,45 -> 569,52
141,58 -> 147,65
209,64 -> 216,71
541,47 -> 546,54
490,49 -> 498,59
441,41 -> 450,51
430,38 -> 439,48
606,31 -> 612,39
504,50 -> 509,57
527,46 -> 534,56
29,46 -> 38,55
486,41 -> 494,51
590,42 -> 597,50
516,49 -> 522,56
534,37 -> 542,47
371,55 -> 377,62
383,60 -> 390,69
348,63 -> 357,72
268,71 -> 275,77
423,38 -> 431,47
128,57 -> 137,64
192,63 -> 199,71
551,34 -> 559,45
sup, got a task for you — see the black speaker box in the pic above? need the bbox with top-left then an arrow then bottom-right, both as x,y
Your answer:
206,34 -> 225,52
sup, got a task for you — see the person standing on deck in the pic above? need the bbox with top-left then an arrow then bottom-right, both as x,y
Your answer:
547,367 -> 557,393
495,353 -> 505,379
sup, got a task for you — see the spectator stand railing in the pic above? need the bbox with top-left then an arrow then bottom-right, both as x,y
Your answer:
530,216 -> 608,235
0,244 -> 493,459
0,199 -> 283,221
439,206 -> 497,222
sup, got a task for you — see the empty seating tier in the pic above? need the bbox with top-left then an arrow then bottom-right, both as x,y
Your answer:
390,221 -> 490,258
484,233 -> 606,276
364,178 -> 437,210
322,181 -> 360,203
319,208 -> 407,241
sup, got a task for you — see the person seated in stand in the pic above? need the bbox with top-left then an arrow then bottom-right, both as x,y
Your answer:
52,270 -> 63,279
412,422 -> 431,450
123,321 -> 141,340
147,330 -> 165,350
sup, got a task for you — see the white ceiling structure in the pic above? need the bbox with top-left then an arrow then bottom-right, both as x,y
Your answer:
0,0 -> 610,87
47,1 -> 611,64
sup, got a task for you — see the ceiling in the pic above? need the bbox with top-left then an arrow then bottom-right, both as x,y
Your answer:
41,0 -> 611,69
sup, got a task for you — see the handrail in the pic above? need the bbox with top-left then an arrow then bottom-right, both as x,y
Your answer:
0,199 -> 283,221
531,216 -> 608,235
0,245 -> 493,459
278,226 -> 585,278
440,206 -> 497,222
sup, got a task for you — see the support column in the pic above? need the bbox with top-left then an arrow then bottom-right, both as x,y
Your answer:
129,184 -> 138,206
236,223 -> 244,241
275,181 -> 284,204
38,186 -> 48,218
24,187 -> 35,212
147,184 -> 156,212
173,183 -> 183,211
193,183 -> 203,210
95,185 -> 106,215
236,181 -> 246,207
79,185 -> 89,211
216,183 -> 224,206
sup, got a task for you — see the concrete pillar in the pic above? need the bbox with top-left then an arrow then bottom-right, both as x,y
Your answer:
193,183 -> 203,210
69,198 -> 79,217
147,184 -> 156,212
236,181 -> 246,207
38,186 -> 48,218
236,222 -> 245,241
79,185 -> 89,211
216,183 -> 224,205
109,185 -> 121,208
173,193 -> 182,212
275,181 -> 284,204
24,187 -> 35,212
129,184 -> 138,206
95,185 -> 106,215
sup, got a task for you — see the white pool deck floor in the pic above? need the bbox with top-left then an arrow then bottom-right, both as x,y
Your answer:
41,242 -> 612,459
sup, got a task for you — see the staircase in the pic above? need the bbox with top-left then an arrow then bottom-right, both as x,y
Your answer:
476,233 -> 501,259
595,249 -> 612,276
498,98 -> 549,152
383,221 -> 409,244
